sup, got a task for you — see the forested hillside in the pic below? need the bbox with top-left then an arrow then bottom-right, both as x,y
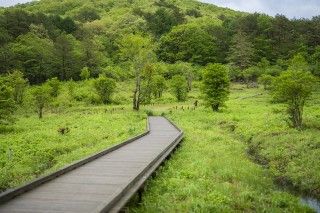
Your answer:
1,0 -> 319,83
0,0 -> 320,212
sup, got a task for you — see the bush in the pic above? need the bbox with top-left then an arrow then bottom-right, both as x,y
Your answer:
46,77 -> 61,97
145,110 -> 154,116
94,75 -> 116,104
170,75 -> 188,101
258,74 -> 274,90
151,75 -> 166,98
80,67 -> 90,80
272,70 -> 316,129
202,63 -> 230,111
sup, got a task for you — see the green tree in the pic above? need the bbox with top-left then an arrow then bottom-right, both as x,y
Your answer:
151,75 -> 166,98
202,64 -> 230,111
75,5 -> 100,22
288,53 -> 310,72
46,77 -> 61,97
32,85 -> 51,119
157,23 -> 216,65
11,32 -> 55,83
141,64 -> 156,104
142,6 -> 185,37
117,34 -> 155,110
0,78 -> 16,126
272,70 -> 316,129
7,70 -> 28,104
80,66 -> 90,80
54,33 -> 83,80
228,31 -> 255,70
170,75 -> 188,101
94,75 -> 116,104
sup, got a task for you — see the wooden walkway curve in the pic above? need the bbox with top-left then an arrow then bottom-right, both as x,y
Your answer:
0,116 -> 183,213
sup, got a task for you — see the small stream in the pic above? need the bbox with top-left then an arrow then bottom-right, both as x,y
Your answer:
301,196 -> 320,213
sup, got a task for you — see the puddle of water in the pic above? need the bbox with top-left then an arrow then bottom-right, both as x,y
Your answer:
301,197 -> 320,213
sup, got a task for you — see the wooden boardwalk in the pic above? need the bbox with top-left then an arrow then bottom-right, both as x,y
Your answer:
0,116 -> 183,213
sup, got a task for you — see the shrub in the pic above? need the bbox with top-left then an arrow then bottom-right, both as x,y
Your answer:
80,66 -> 90,80
272,70 -> 316,129
202,63 -> 230,111
94,75 -> 116,104
258,74 -> 274,90
145,110 -> 154,116
151,75 -> 166,98
170,75 -> 188,101
46,77 -> 61,97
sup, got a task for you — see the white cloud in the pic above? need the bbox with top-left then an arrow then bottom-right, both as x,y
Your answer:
200,0 -> 320,19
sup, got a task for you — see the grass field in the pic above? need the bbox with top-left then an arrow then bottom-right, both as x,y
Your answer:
0,81 -> 319,211
127,83 -> 319,212
0,105 -> 146,192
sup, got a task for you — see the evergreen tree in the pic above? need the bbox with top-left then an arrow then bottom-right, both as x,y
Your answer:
228,31 -> 255,70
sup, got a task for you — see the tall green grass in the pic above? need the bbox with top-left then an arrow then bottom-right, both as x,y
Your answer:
0,106 -> 146,191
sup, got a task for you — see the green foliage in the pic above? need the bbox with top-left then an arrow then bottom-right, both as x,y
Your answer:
0,108 -> 145,191
54,33 -> 83,81
170,75 -> 188,101
7,70 -> 28,104
46,77 -> 61,97
32,85 -> 51,119
117,33 -> 155,110
202,64 -> 230,111
157,23 -> 216,65
102,66 -> 127,81
243,66 -> 261,86
272,70 -> 316,129
11,32 -> 56,83
80,66 -> 90,80
288,53 -> 310,72
129,100 -> 312,212
94,75 -> 116,104
139,4 -> 185,37
151,75 -> 166,98
258,74 -> 274,90
0,78 -> 16,126
228,31 -> 255,70
74,5 -> 100,22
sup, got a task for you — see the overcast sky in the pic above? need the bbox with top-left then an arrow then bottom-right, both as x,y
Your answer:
1,0 -> 319,19
200,0 -> 320,19
0,0 -> 33,7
